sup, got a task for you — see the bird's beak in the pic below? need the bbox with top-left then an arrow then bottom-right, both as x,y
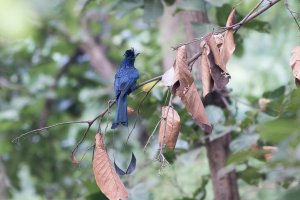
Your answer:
135,53 -> 140,58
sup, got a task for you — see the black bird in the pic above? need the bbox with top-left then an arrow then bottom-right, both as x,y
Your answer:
111,48 -> 139,129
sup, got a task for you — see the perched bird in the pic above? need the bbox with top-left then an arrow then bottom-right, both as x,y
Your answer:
111,48 -> 139,129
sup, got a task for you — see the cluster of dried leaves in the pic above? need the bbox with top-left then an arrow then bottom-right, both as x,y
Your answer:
159,9 -> 236,149
91,9 -> 242,200
200,9 -> 236,97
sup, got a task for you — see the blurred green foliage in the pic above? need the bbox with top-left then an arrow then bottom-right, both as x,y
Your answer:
0,0 -> 299,199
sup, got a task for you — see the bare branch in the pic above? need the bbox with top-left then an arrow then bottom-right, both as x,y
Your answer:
143,119 -> 162,152
12,120 -> 90,143
173,0 -> 282,50
285,0 -> 300,32
126,79 -> 161,143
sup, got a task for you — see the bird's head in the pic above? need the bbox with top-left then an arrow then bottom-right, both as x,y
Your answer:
124,48 -> 139,59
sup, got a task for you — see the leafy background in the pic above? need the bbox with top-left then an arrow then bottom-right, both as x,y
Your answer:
0,0 -> 299,199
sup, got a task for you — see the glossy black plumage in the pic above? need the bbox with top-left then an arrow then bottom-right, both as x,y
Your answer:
111,49 -> 139,129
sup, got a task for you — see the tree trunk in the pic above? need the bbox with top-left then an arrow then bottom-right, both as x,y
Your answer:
0,160 -> 6,200
180,5 -> 240,200
205,134 -> 240,200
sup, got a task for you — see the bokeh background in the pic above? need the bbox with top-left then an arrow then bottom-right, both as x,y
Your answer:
0,0 -> 300,199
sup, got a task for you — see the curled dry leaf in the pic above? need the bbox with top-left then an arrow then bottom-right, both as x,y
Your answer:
220,9 -> 236,67
172,46 -> 194,96
290,46 -> 300,83
208,35 -> 226,72
173,46 -> 212,133
205,35 -> 230,90
182,82 -> 212,132
162,63 -> 175,87
202,10 -> 236,90
159,106 -> 180,149
200,41 -> 213,97
207,49 -> 230,90
93,133 -> 128,200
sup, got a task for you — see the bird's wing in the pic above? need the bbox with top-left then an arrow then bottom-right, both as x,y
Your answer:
114,77 -> 120,98
119,76 -> 137,97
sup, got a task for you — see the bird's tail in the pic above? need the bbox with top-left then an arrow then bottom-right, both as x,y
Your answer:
111,95 -> 128,129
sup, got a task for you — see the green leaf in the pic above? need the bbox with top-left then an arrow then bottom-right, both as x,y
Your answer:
227,150 -> 263,164
243,20 -> 271,33
234,33 -> 244,57
176,0 -> 206,12
262,86 -> 286,116
262,86 -> 285,99
143,0 -> 164,24
286,89 -> 300,112
259,119 -> 299,144
238,166 -> 263,185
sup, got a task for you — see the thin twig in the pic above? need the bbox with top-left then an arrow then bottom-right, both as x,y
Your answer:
159,94 -> 174,155
79,142 -> 96,162
236,0 -> 265,29
126,79 -> 160,144
12,121 -> 90,143
285,0 -> 300,32
14,0 -> 283,164
156,94 -> 174,170
70,100 -> 115,160
171,38 -> 202,50
136,75 -> 162,89
236,0 -> 281,30
174,0 -> 282,50
143,119 -> 162,152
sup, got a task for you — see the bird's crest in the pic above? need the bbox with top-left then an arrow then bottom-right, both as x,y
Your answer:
124,48 -> 139,58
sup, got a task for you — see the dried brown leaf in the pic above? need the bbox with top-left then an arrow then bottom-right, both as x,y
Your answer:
93,133 -> 128,200
220,9 -> 236,67
206,35 -> 230,89
290,46 -> 300,81
182,82 -> 212,132
172,46 -> 194,96
208,35 -> 225,72
173,46 -> 212,133
159,106 -> 180,148
161,64 -> 175,87
226,9 -> 236,27
200,41 -> 213,97
207,51 -> 230,89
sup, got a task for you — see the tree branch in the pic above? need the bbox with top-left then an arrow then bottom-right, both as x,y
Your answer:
285,0 -> 300,32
